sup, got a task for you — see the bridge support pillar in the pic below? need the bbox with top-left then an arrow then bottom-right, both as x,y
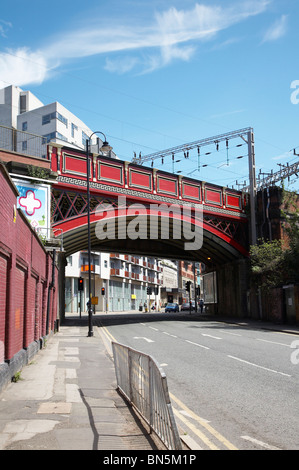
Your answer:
216,258 -> 249,318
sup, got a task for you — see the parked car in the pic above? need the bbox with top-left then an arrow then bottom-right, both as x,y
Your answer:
181,301 -> 196,311
165,302 -> 179,312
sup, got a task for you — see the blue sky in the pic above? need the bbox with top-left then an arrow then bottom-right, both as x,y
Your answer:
1,0 -> 299,190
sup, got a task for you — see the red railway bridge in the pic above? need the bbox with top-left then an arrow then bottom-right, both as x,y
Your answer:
50,144 -> 249,265
48,143 -> 250,317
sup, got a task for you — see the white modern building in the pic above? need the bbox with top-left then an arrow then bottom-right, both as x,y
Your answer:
0,85 -> 43,128
0,85 -> 116,157
65,252 -> 163,314
65,251 -> 110,314
160,259 -> 180,305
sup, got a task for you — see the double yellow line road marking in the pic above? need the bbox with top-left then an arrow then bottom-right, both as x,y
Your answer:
98,324 -> 238,451
170,393 -> 238,450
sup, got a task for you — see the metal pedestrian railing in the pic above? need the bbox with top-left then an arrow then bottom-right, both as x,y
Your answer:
112,341 -> 182,450
0,125 -> 48,159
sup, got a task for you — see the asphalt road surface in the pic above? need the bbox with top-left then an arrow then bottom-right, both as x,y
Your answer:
96,312 -> 299,450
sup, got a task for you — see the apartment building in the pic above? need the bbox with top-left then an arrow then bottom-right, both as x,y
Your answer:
65,252 -> 163,313
160,259 -> 179,305
178,261 -> 198,303
0,85 -> 115,157
0,85 -> 43,128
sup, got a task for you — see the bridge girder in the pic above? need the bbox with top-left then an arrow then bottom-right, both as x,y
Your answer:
53,212 -> 248,267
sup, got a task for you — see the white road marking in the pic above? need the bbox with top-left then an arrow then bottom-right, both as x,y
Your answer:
179,409 -> 193,418
228,355 -> 291,377
163,331 -> 177,338
256,338 -> 290,347
171,393 -> 238,450
185,340 -> 210,350
202,334 -> 222,340
133,337 -> 155,343
149,326 -> 159,331
241,435 -> 281,450
218,330 -> 242,337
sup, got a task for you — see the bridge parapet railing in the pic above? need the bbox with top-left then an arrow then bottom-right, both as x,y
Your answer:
112,341 -> 182,450
49,144 -> 246,216
0,125 -> 49,160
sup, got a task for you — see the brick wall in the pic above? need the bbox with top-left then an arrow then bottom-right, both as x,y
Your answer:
0,162 -> 58,390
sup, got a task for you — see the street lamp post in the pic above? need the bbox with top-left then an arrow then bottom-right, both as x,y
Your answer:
86,131 -> 111,337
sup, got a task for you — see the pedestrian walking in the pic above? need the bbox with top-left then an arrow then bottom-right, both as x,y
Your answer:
199,299 -> 204,314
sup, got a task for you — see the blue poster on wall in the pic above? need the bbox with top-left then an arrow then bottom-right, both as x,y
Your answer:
13,179 -> 50,235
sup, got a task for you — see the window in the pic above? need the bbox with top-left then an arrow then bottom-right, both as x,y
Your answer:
57,112 -> 68,127
42,111 -> 68,126
22,121 -> 27,131
71,123 -> 78,138
56,132 -> 68,142
20,95 -> 27,114
42,113 -> 52,125
43,131 -> 68,143
22,141 -> 27,151
43,132 -> 56,143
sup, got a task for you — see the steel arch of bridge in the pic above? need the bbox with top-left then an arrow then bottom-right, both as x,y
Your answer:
49,144 -> 249,264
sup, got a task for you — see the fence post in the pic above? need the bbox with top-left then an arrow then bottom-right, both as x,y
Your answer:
128,348 -> 133,402
149,359 -> 153,431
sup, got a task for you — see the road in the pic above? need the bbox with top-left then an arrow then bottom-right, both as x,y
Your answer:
96,312 -> 299,450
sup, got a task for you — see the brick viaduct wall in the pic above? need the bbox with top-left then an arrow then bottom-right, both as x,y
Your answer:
0,162 -> 58,392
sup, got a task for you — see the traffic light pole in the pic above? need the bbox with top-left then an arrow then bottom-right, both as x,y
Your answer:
193,262 -> 197,313
79,290 -> 81,319
86,139 -> 93,337
78,277 -> 84,319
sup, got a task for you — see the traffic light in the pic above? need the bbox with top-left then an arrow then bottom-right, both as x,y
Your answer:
185,281 -> 191,292
154,286 -> 159,295
147,287 -> 152,295
101,287 -> 105,295
196,286 -> 200,296
78,277 -> 84,291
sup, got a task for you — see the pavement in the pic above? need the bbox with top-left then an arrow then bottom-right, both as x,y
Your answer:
0,318 -> 158,451
0,312 -> 298,451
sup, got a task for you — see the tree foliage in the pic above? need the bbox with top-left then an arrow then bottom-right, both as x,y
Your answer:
250,239 -> 285,290
250,187 -> 299,290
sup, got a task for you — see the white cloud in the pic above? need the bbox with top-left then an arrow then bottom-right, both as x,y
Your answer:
0,1 -> 271,86
262,14 -> 288,42
104,56 -> 140,74
0,48 -> 50,89
0,19 -> 12,38
45,1 -> 269,73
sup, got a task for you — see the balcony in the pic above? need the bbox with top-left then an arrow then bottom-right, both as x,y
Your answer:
110,268 -> 125,277
81,265 -> 100,275
124,255 -> 140,265
131,273 -> 140,280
